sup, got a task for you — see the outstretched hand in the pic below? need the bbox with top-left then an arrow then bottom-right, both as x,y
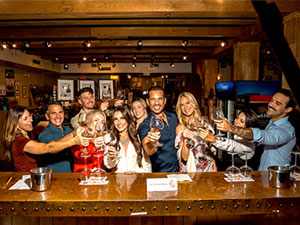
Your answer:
214,119 -> 231,132
198,128 -> 216,143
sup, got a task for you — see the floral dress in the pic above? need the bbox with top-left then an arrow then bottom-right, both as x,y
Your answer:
175,130 -> 215,172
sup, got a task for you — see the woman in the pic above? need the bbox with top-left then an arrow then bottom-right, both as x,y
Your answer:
104,105 -> 151,173
3,106 -> 87,172
175,92 -> 217,172
71,110 -> 107,173
199,109 -> 259,169
131,98 -> 148,129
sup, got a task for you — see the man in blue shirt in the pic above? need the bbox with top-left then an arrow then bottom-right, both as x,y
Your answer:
138,86 -> 179,172
214,89 -> 296,171
38,101 -> 73,172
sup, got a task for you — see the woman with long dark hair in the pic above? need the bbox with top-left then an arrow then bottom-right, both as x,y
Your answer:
104,105 -> 151,173
3,106 -> 87,172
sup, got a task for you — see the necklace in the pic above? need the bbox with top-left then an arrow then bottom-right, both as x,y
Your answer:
120,136 -> 129,145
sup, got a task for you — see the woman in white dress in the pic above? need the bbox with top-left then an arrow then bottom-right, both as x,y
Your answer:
104,105 -> 151,173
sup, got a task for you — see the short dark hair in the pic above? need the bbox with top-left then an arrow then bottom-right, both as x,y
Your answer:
78,87 -> 93,99
147,86 -> 165,98
277,88 -> 296,109
46,100 -> 63,114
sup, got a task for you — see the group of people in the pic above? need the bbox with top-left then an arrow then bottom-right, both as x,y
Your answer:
2,85 -> 297,175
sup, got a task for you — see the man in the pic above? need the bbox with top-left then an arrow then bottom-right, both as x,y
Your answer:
38,101 -> 73,172
138,86 -> 179,172
215,89 -> 296,171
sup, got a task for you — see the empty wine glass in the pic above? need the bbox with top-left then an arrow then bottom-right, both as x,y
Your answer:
290,151 -> 300,175
104,131 -> 120,162
240,151 -> 253,177
80,128 -> 94,180
150,116 -> 164,147
93,122 -> 107,177
226,151 -> 241,175
211,106 -> 225,137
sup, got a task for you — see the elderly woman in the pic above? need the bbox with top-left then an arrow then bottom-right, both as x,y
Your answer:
175,92 -> 217,172
3,106 -> 87,172
131,98 -> 148,129
104,105 -> 151,173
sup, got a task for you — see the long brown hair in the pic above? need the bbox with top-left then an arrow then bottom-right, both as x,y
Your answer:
2,106 -> 28,162
110,105 -> 143,167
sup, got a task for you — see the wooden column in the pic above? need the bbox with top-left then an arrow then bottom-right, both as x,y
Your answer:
233,42 -> 260,80
283,12 -> 300,89
203,59 -> 218,98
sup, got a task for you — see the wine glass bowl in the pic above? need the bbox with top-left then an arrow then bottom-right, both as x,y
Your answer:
290,151 -> 300,175
240,151 -> 253,177
226,151 -> 241,175
150,116 -> 164,147
211,107 -> 225,137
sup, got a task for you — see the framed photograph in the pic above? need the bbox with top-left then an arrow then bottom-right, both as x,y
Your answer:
0,85 -> 6,96
99,80 -> 114,101
22,86 -> 27,98
57,79 -> 74,101
15,81 -> 20,94
79,80 -> 95,98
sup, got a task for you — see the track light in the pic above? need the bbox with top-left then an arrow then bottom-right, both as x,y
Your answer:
182,39 -> 189,47
132,62 -> 137,68
137,40 -> 143,50
133,55 -> 137,61
83,40 -> 91,48
92,57 -> 97,62
24,41 -> 31,48
64,63 -> 69,70
220,40 -> 227,47
83,56 -> 87,61
44,41 -> 52,48
11,42 -> 17,48
1,42 -> 7,49
104,55 -> 109,61
182,55 -> 187,61
77,63 -> 81,68
170,62 -> 175,68
54,57 -> 59,62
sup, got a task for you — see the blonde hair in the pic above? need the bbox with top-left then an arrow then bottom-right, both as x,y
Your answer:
175,92 -> 202,127
85,110 -> 107,131
131,98 -> 148,121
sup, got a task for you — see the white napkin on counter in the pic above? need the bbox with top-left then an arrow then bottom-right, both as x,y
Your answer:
9,175 -> 30,190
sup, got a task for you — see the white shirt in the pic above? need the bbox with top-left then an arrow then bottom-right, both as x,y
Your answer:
104,141 -> 152,173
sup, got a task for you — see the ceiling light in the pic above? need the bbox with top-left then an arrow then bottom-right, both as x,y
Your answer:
11,43 -> 17,48
133,55 -> 137,61
83,56 -> 87,61
132,62 -> 137,68
127,74 -> 131,79
92,57 -> 97,62
220,40 -> 227,47
1,42 -> 7,49
83,40 -> 91,48
64,63 -> 69,70
182,55 -> 187,61
24,41 -> 31,48
182,39 -> 189,47
54,57 -> 59,62
104,55 -> 109,61
137,40 -> 143,50
44,41 -> 52,48
170,62 -> 175,68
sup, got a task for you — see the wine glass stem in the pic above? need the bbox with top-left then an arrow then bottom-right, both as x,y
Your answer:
84,156 -> 87,172
97,156 -> 101,174
231,153 -> 235,167
245,155 -> 248,166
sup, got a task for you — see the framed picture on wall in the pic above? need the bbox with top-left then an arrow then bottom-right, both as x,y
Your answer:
99,80 -> 114,101
15,81 -> 20,94
57,79 -> 74,101
22,86 -> 27,98
79,80 -> 95,98
5,70 -> 15,96
0,85 -> 6,96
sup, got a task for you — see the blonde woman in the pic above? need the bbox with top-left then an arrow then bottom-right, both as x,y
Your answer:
3,106 -> 87,172
175,92 -> 216,172
131,98 -> 148,129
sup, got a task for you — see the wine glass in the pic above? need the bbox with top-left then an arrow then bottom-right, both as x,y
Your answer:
80,128 -> 94,180
104,131 -> 120,162
78,112 -> 87,128
290,151 -> 300,175
150,116 -> 164,147
226,151 -> 241,175
211,107 -> 225,137
240,151 -> 253,177
93,122 -> 107,178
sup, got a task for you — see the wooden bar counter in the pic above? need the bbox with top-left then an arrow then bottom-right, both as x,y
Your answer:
0,171 -> 300,225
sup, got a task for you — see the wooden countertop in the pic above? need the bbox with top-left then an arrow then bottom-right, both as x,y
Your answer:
0,171 -> 300,217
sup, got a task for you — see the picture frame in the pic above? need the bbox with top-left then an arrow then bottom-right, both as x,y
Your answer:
99,80 -> 114,101
79,80 -> 95,98
22,86 -> 27,98
57,79 -> 74,101
15,81 -> 20,94
0,85 -> 6,96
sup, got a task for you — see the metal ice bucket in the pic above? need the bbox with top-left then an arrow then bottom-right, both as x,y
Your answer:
30,167 -> 52,191
268,166 -> 291,189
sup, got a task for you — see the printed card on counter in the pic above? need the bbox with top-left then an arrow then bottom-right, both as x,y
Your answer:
291,172 -> 300,181
167,174 -> 192,183
79,176 -> 109,185
146,178 -> 178,192
224,173 -> 254,182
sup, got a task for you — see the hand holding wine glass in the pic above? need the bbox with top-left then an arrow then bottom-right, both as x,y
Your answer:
211,107 -> 225,137
149,116 -> 164,147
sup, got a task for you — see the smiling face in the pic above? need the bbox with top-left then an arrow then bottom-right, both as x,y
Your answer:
267,92 -> 291,121
113,111 -> 128,134
18,109 -> 33,132
132,100 -> 146,120
78,91 -> 95,110
147,90 -> 166,116
234,112 -> 246,128
179,96 -> 194,117
93,113 -> 106,132
46,104 -> 64,128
